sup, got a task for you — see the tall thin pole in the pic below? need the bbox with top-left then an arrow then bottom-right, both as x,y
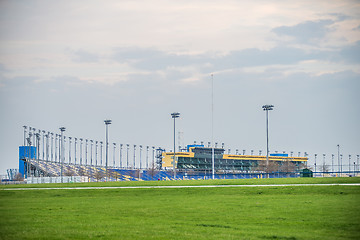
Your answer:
85,139 -> 88,165
340,154 -> 343,176
59,127 -> 65,183
133,145 -> 136,169
139,145 -> 142,169
74,138 -> 77,165
119,144 -> 123,168
23,126 -> 27,146
95,141 -> 98,166
146,146 -> 149,169
211,74 -> 215,180
42,130 -> 45,160
173,117 -> 176,177
104,120 -> 112,180
314,154 -> 317,176
113,143 -> 116,167
69,137 -> 72,165
80,138 -> 83,165
100,141 -> 103,166
266,110 -> 269,167
126,144 -> 129,169
262,105 -> 274,175
51,133 -> 54,162
171,112 -> 180,179
337,144 -> 340,176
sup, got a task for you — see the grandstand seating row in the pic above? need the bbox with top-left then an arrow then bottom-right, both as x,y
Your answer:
27,160 -> 300,182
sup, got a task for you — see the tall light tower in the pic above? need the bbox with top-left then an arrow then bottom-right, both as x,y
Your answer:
171,112 -> 180,179
337,144 -> 340,175
262,104 -> 274,170
59,127 -> 66,183
104,119 -> 112,180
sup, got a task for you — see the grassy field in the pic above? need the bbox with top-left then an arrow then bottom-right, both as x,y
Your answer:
1,178 -> 360,240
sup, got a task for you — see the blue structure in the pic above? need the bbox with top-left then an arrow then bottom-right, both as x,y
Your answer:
270,153 -> 288,157
19,146 -> 36,178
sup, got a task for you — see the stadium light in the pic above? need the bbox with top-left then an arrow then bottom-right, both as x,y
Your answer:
340,154 -> 343,176
104,119 -> 112,181
74,138 -> 77,165
59,127 -> 66,183
262,104 -> 274,171
95,141 -> 98,166
337,144 -> 340,174
146,146 -> 149,169
133,145 -> 137,169
79,138 -> 83,165
139,145 -> 142,169
69,137 -> 72,165
23,126 -> 27,146
171,112 -> 180,179
126,144 -> 130,169
119,144 -> 123,168
113,143 -> 116,167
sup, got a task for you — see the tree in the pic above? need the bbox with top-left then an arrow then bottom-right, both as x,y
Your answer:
94,170 -> 104,182
256,161 -> 279,173
279,160 -> 296,177
13,173 -> 24,181
148,161 -> 159,180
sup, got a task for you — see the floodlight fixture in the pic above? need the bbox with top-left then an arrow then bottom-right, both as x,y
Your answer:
104,119 -> 112,180
262,104 -> 274,174
170,112 -> 180,179
59,127 -> 66,183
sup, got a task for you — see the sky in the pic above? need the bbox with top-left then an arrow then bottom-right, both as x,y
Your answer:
0,0 -> 359,174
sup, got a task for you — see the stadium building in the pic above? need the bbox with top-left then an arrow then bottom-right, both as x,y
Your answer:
162,145 -> 308,173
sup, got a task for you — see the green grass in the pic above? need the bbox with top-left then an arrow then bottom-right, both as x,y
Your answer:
1,176 -> 360,189
1,178 -> 359,240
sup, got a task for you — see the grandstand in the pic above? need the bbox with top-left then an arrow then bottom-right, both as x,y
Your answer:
17,142 -> 309,183
162,145 -> 308,173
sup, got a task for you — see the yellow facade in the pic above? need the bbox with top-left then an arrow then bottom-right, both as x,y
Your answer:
223,154 -> 307,162
162,152 -> 195,168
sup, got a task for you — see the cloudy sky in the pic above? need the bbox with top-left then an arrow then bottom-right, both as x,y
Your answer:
0,0 -> 359,174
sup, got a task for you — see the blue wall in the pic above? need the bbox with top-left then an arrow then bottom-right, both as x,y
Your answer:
19,146 -> 36,177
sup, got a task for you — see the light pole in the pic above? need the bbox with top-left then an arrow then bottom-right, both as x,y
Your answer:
133,145 -> 136,169
146,146 -> 149,169
314,154 -> 317,176
104,119 -> 112,180
59,127 -> 66,183
95,141 -> 98,166
79,138 -> 83,165
113,143 -> 116,167
100,141 -> 103,166
139,145 -> 142,169
323,154 -> 326,176
119,144 -> 123,168
126,144 -> 129,169
171,112 -> 180,179
262,105 -> 274,171
340,154 -> 343,177
349,155 -> 351,173
69,137 -> 72,165
51,133 -> 54,162
42,130 -> 45,160
337,144 -> 340,176
74,138 -> 77,165
211,74 -> 215,180
23,126 -> 27,146
85,139 -> 88,165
